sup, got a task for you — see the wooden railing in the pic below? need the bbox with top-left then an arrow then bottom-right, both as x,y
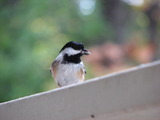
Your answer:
0,61 -> 160,120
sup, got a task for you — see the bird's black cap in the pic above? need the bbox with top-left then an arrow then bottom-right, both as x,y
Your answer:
60,41 -> 84,52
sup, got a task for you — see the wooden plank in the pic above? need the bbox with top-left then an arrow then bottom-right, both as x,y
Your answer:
0,61 -> 160,120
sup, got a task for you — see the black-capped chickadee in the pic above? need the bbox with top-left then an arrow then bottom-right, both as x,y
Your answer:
50,41 -> 91,87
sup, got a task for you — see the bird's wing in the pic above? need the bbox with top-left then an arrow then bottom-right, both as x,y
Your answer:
50,60 -> 59,78
77,64 -> 86,82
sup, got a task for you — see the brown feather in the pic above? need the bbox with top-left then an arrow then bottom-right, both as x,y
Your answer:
77,68 -> 85,82
51,60 -> 59,78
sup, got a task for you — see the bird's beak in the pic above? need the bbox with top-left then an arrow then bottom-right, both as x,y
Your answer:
82,49 -> 91,55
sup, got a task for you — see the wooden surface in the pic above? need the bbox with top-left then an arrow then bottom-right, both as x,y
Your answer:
0,61 -> 160,120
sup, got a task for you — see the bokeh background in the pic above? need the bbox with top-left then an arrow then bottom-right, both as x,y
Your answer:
0,0 -> 160,102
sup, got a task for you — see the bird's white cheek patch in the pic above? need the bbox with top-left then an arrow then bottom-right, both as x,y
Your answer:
62,48 -> 81,56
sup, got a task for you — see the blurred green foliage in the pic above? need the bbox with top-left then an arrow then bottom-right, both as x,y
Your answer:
0,0 -> 109,102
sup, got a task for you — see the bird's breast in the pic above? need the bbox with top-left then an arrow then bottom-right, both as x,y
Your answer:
55,63 -> 85,86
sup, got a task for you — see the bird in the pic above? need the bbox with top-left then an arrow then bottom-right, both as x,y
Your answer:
50,41 -> 91,87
